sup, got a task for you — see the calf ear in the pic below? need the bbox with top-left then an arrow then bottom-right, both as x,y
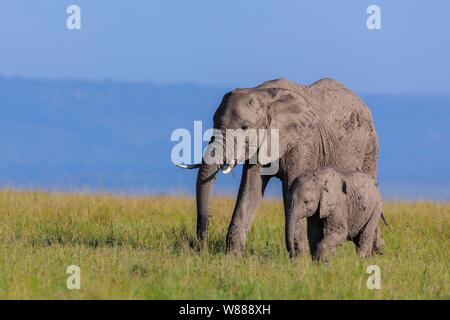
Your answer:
319,177 -> 346,219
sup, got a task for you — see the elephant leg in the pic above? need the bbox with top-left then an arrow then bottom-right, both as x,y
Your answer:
356,206 -> 382,258
372,225 -> 384,254
314,230 -> 347,262
314,217 -> 347,262
361,134 -> 384,255
226,164 -> 271,254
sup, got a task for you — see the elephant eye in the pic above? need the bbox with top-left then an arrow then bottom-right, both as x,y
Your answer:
304,200 -> 310,205
241,121 -> 250,130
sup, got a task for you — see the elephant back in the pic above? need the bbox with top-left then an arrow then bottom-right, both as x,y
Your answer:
307,78 -> 374,127
256,78 -> 305,93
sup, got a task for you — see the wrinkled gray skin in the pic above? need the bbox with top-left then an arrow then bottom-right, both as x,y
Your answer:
194,78 -> 379,255
287,168 -> 384,261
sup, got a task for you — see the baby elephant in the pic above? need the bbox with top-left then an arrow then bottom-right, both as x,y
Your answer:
287,168 -> 384,261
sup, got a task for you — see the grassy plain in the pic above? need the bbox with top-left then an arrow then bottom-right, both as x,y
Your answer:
0,190 -> 448,299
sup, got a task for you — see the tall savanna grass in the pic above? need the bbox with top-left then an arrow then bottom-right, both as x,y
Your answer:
0,190 -> 448,299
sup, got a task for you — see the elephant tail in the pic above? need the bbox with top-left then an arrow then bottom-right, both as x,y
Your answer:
381,212 -> 392,232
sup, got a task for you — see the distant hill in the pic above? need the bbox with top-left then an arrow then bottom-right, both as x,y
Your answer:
0,76 -> 449,200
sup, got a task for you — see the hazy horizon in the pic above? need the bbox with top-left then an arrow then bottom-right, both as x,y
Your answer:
3,74 -> 450,97
1,75 -> 449,200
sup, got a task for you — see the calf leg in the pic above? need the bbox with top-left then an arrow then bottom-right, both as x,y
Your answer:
356,205 -> 382,258
314,215 -> 347,262
372,225 -> 384,254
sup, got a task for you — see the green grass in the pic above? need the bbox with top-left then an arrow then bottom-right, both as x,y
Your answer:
0,189 -> 448,299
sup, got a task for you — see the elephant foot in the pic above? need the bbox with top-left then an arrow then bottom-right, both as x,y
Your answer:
194,238 -> 208,252
226,234 -> 245,256
289,240 -> 310,259
312,252 -> 330,264
357,247 -> 374,258
356,239 -> 377,258
313,243 -> 335,263
226,243 -> 245,257
373,229 -> 385,255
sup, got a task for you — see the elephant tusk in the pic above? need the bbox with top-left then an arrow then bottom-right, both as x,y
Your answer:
221,160 -> 236,174
176,163 -> 202,169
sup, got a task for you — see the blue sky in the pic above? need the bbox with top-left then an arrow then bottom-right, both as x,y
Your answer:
0,0 -> 449,94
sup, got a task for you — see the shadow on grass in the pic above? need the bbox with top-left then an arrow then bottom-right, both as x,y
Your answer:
29,236 -> 125,249
168,224 -> 227,256
23,222 -> 229,255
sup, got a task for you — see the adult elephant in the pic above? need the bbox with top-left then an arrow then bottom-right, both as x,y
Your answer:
179,78 -> 379,256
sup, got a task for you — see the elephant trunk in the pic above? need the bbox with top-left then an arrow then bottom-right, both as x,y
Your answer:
285,205 -> 297,257
195,131 -> 229,242
196,161 -> 220,242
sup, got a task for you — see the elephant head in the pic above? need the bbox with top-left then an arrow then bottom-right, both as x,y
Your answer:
178,79 -> 320,243
286,169 -> 347,254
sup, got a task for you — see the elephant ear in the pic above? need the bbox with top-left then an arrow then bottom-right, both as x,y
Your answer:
252,88 -> 296,166
264,88 -> 319,155
319,176 -> 346,219
266,89 -> 306,129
